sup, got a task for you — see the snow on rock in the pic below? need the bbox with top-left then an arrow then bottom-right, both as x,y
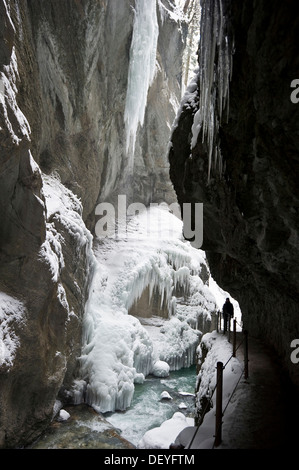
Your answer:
137,412 -> 194,449
178,402 -> 187,409
39,172 -> 95,316
42,173 -> 94,258
57,409 -> 70,422
152,360 -> 170,378
0,46 -> 31,144
160,390 -> 172,400
172,331 -> 244,449
197,331 -> 243,408
196,331 -> 237,400
39,222 -> 64,283
170,69 -> 200,136
179,391 -> 195,397
0,292 -> 26,369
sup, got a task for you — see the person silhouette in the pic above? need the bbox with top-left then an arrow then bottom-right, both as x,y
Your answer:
222,297 -> 234,332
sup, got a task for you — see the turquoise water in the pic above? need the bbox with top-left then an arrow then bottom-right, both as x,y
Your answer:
105,366 -> 197,446
30,366 -> 197,449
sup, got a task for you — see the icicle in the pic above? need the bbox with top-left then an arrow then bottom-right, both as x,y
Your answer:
124,0 -> 159,163
191,0 -> 234,181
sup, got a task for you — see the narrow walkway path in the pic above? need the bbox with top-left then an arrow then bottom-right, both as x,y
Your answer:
219,332 -> 299,449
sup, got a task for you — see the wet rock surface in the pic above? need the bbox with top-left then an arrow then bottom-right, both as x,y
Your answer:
29,405 -> 135,450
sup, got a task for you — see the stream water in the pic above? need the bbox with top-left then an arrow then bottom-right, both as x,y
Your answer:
105,366 -> 197,447
31,366 -> 196,449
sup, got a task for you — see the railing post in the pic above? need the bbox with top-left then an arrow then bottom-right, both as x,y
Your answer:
233,319 -> 237,357
214,361 -> 223,447
244,330 -> 249,379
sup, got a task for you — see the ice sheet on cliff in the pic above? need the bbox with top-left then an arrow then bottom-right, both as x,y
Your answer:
124,0 -> 159,159
76,205 -> 219,413
40,173 -> 95,317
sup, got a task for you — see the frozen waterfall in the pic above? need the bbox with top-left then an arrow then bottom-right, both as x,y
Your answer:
124,0 -> 159,163
74,206 -> 218,414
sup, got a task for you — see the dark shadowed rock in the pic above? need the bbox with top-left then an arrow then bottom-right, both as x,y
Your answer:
169,0 -> 299,389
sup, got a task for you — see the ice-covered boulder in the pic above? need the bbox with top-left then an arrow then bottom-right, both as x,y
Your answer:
152,361 -> 170,378
160,391 -> 172,400
57,410 -> 70,422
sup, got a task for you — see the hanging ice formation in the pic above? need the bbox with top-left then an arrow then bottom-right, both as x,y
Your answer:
74,206 -> 218,413
124,0 -> 159,163
176,0 -> 234,180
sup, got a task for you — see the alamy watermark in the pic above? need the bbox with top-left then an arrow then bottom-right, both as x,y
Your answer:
95,195 -> 203,249
290,79 -> 299,104
290,339 -> 299,364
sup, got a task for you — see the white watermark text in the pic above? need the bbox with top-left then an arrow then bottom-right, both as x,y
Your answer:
95,196 -> 203,248
290,79 -> 299,104
290,339 -> 299,364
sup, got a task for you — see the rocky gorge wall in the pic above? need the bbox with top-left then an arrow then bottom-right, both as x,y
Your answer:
0,0 -> 186,448
169,0 -> 299,388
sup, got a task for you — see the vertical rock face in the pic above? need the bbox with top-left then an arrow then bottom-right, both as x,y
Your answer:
0,0 -> 187,448
169,0 -> 299,388
0,0 -> 103,447
18,0 -> 135,225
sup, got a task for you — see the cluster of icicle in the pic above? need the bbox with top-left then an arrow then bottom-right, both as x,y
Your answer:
122,248 -> 192,317
191,0 -> 234,180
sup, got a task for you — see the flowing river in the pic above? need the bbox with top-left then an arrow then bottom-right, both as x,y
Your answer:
30,366 -> 196,449
105,365 -> 196,447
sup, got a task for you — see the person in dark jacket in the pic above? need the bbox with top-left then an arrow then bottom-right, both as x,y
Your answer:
222,297 -> 234,332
